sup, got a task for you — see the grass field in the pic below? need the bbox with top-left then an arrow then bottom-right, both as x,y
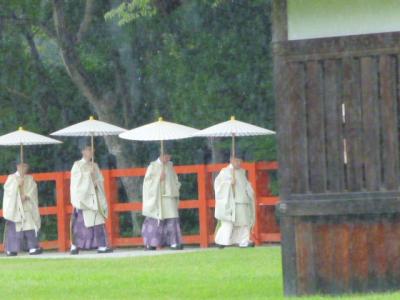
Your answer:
1,246 -> 400,299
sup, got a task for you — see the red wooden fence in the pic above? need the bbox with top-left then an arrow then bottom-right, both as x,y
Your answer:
0,161 -> 279,252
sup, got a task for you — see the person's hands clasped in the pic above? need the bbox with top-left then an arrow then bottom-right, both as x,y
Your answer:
89,163 -> 96,176
160,171 -> 166,182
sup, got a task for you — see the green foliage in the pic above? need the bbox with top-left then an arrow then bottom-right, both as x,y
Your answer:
133,0 -> 275,162
105,0 -> 157,25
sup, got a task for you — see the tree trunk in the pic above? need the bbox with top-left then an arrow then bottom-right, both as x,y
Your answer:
52,0 -> 144,235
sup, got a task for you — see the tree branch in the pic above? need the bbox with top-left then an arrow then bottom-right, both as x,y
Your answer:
24,31 -> 47,76
23,28 -> 64,128
3,87 -> 30,100
52,0 -> 106,112
76,0 -> 95,43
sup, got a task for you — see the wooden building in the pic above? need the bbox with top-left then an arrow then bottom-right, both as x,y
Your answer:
273,0 -> 400,296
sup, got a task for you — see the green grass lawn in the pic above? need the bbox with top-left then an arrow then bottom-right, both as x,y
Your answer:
1,246 -> 400,299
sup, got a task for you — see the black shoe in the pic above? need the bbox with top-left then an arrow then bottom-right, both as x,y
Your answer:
29,248 -> 43,255
6,251 -> 17,257
170,244 -> 184,250
70,248 -> 79,255
216,244 -> 225,249
145,245 -> 157,251
97,247 -> 113,254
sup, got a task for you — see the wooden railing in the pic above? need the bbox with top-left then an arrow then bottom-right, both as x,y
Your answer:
0,161 -> 280,252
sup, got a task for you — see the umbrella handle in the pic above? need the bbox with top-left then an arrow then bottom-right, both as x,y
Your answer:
232,133 -> 235,159
19,143 -> 25,198
90,134 -> 106,219
159,140 -> 164,220
231,134 -> 236,198
232,170 -> 236,199
20,143 -> 24,165
91,135 -> 94,167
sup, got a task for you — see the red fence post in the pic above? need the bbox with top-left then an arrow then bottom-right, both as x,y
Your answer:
263,170 -> 272,243
198,165 -> 209,248
56,172 -> 68,252
248,162 -> 261,245
103,170 -> 118,248
205,169 -> 215,244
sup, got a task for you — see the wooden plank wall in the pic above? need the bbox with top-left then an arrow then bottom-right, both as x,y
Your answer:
276,43 -> 400,295
285,54 -> 400,196
272,2 -> 400,295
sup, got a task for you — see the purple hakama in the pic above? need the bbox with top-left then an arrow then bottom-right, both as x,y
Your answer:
71,209 -> 107,249
4,220 -> 39,253
141,217 -> 182,247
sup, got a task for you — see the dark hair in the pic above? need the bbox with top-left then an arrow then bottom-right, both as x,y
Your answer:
80,144 -> 93,151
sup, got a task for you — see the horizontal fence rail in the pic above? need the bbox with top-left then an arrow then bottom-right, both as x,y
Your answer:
0,161 -> 280,252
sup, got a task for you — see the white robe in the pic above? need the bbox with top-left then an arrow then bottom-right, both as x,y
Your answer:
2,173 -> 41,234
214,164 -> 255,246
70,159 -> 108,227
142,159 -> 181,220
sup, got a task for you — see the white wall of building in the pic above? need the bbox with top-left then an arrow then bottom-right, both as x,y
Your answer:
288,0 -> 400,40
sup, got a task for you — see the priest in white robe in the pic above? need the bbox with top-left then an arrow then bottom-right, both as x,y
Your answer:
141,154 -> 183,250
214,157 -> 255,248
2,163 -> 42,256
69,145 -> 112,254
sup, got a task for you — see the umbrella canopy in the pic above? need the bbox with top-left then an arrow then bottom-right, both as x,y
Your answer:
193,116 -> 275,137
119,117 -> 199,141
0,127 -> 62,166
193,115 -> 275,158
51,116 -> 126,137
51,116 -> 127,164
0,127 -> 62,146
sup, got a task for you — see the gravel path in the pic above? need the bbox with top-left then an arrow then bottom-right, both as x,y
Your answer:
0,247 -> 210,259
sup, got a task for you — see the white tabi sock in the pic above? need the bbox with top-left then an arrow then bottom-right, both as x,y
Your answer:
70,244 -> 77,251
29,248 -> 38,254
238,241 -> 250,247
98,246 -> 108,251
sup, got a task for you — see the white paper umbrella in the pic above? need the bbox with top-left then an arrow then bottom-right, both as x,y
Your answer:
193,116 -> 275,158
194,116 -> 275,197
51,116 -> 126,137
51,116 -> 126,219
0,127 -> 62,164
119,117 -> 199,156
51,116 -> 126,159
